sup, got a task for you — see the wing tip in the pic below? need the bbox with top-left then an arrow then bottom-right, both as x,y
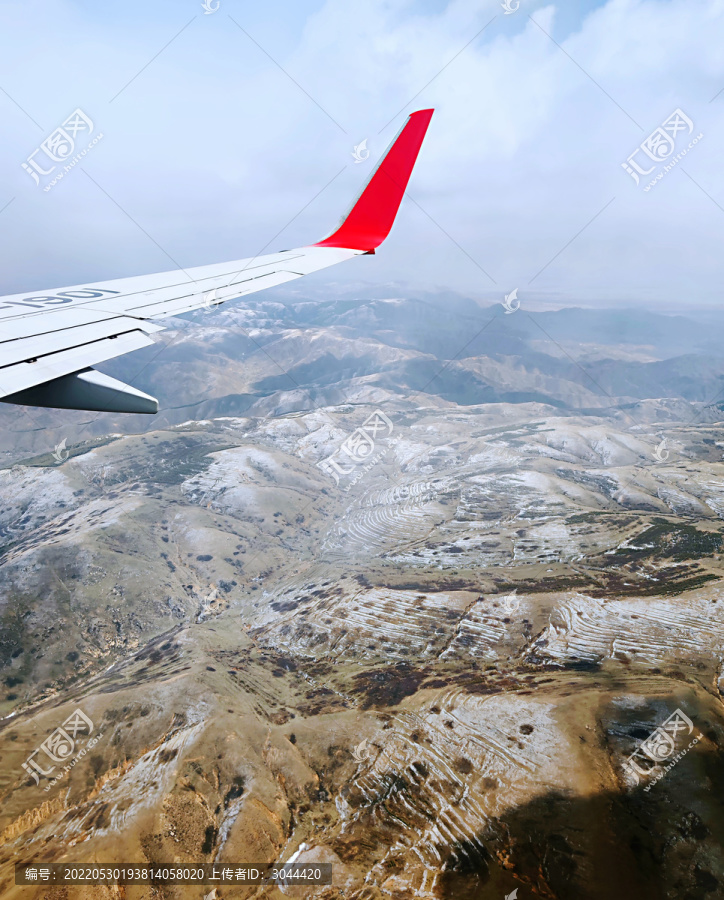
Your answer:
314,107 -> 434,252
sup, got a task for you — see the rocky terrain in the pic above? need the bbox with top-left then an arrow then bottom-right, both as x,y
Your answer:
1,290 -> 724,899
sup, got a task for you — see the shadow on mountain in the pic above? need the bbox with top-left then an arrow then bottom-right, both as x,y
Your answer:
438,746 -> 724,900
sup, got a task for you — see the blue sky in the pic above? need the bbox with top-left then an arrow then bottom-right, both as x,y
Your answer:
0,0 -> 723,309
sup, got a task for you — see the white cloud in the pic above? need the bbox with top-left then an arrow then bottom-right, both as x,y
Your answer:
0,0 -> 723,308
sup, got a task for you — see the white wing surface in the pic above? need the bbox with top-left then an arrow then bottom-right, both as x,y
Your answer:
0,109 -> 433,413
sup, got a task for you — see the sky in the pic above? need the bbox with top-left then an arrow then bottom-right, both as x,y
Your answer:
1,0 -> 723,310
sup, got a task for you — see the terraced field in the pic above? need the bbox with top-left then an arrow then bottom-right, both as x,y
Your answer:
1,400 -> 724,898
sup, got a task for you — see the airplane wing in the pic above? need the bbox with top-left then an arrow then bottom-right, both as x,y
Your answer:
0,108 -> 433,414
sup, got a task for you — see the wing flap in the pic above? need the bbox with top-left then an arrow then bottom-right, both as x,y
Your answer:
0,316 -> 164,369
0,330 -> 156,398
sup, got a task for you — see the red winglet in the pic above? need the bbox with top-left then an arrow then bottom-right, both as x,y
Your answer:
314,109 -> 434,252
